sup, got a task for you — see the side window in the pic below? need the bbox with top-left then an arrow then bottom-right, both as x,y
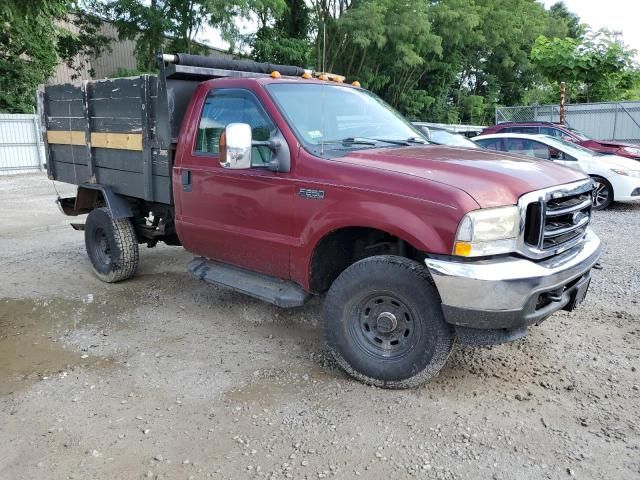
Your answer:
477,138 -> 503,151
506,138 -> 550,159
195,90 -> 277,166
540,127 -> 562,138
510,126 -> 539,134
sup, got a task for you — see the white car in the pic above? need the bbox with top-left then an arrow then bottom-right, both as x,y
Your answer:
472,133 -> 640,210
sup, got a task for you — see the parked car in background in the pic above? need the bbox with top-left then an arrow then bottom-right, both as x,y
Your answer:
413,124 -> 481,149
481,122 -> 640,161
473,133 -> 640,210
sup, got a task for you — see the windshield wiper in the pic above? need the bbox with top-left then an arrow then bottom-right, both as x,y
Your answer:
322,137 -> 378,146
321,137 -> 425,147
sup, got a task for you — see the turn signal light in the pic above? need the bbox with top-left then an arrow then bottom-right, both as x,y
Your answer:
453,242 -> 472,257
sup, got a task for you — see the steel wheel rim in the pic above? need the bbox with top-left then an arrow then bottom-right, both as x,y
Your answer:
92,227 -> 111,267
593,181 -> 610,208
349,293 -> 420,360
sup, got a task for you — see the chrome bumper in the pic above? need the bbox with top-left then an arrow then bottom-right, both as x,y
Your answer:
425,229 -> 601,330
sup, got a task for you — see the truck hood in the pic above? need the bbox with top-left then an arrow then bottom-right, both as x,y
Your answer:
340,145 -> 588,208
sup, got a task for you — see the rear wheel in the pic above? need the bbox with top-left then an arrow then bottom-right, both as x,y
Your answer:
323,255 -> 454,388
85,207 -> 139,282
591,176 -> 613,210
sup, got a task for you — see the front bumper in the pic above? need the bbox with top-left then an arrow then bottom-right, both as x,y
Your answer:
612,174 -> 640,201
425,229 -> 601,332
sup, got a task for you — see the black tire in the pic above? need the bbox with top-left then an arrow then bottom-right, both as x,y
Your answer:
84,207 -> 139,283
591,176 -> 613,210
323,255 -> 455,388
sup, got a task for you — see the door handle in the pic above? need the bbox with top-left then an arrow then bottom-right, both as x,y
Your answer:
181,169 -> 192,192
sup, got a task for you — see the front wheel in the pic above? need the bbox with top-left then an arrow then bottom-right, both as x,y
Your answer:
591,176 -> 613,210
323,255 -> 454,389
85,207 -> 139,283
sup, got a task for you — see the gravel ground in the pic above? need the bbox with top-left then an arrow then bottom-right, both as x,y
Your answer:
0,174 -> 639,480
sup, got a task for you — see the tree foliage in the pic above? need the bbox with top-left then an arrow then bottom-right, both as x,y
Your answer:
95,0 -> 249,71
0,1 -> 110,113
531,29 -> 640,102
4,0 -> 640,118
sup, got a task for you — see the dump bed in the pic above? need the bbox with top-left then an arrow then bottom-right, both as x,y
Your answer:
40,75 -> 175,204
39,53 -> 308,205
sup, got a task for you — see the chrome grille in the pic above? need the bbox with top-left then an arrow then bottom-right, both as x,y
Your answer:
518,180 -> 594,259
542,191 -> 591,249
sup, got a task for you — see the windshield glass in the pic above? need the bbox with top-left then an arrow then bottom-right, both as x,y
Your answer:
429,129 -> 480,148
566,127 -> 590,141
266,83 -> 424,149
544,136 -> 598,157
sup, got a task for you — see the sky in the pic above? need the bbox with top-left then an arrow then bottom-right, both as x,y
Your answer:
542,0 -> 640,56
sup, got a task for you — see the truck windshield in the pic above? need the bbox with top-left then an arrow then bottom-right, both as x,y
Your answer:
266,83 -> 425,151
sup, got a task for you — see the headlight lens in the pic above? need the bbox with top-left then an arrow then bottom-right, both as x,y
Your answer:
622,146 -> 640,156
612,168 -> 640,178
453,206 -> 520,257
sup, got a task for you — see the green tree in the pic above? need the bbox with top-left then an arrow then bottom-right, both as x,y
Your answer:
307,0 -> 441,112
0,1 -> 110,113
96,0 -> 247,72
249,0 -> 312,67
548,1 -> 584,40
531,29 -> 640,102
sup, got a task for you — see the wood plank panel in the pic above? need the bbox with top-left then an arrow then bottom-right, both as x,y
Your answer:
91,132 -> 143,151
47,130 -> 85,146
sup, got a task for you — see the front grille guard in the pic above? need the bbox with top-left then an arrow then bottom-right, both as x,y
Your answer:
517,179 -> 595,260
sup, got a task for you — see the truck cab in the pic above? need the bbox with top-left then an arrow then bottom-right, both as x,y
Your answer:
41,54 -> 602,388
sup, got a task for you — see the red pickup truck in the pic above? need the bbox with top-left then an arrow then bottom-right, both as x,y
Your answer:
40,54 -> 602,388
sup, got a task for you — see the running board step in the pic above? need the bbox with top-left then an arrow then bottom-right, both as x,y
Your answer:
187,257 -> 310,308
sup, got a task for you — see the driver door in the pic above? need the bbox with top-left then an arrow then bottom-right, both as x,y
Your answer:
175,88 -> 293,279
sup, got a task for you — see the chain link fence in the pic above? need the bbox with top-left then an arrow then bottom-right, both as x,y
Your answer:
495,101 -> 640,143
0,113 -> 46,175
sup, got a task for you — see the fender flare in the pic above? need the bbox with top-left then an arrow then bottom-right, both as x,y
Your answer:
58,184 -> 133,219
81,184 -> 133,218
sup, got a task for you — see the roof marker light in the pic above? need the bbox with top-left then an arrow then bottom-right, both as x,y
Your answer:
270,71 -> 281,78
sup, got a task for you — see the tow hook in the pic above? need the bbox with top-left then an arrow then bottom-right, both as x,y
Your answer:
593,262 -> 603,270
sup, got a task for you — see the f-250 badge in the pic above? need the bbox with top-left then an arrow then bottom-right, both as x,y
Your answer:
298,188 -> 325,200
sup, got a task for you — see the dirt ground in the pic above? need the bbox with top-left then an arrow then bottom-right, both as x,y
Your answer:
1,174 -> 639,480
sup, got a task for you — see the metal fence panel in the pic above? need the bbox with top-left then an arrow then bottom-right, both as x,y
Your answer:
0,113 -> 45,175
495,101 -> 640,143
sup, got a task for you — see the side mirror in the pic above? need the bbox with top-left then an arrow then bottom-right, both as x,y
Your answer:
420,126 -> 431,140
220,123 -> 252,169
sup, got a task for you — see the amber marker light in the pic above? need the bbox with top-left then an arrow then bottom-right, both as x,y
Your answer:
453,242 -> 472,257
270,71 -> 281,78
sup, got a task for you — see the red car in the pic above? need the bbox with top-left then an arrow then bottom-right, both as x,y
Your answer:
482,122 -> 640,160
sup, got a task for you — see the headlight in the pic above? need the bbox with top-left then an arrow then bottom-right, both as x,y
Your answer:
612,168 -> 640,178
622,146 -> 640,156
453,206 -> 520,257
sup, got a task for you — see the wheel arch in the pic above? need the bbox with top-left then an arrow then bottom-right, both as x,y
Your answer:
58,184 -> 133,219
307,223 -> 440,294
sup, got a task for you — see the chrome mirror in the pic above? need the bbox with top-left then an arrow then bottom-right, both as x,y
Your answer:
220,123 -> 252,169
